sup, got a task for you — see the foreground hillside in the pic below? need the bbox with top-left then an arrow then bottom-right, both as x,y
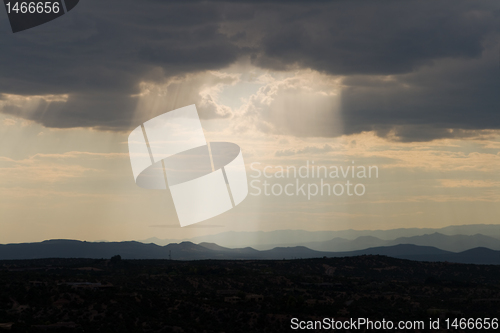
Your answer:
1,256 -> 500,332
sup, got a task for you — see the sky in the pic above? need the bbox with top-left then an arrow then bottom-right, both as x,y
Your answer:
1,0 -> 500,244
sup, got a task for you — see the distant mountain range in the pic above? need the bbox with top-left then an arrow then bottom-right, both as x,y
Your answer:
140,224 -> 500,250
298,233 -> 500,252
1,239 -> 500,265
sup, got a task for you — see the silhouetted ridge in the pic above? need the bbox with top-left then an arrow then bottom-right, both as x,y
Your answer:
1,240 -> 500,264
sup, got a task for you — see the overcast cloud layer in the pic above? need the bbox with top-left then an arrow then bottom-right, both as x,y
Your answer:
0,0 -> 499,141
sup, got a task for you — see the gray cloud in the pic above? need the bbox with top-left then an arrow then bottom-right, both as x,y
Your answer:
340,44 -> 500,141
275,144 -> 334,157
149,224 -> 223,229
0,0 -> 243,129
0,0 -> 499,141
251,1 -> 497,75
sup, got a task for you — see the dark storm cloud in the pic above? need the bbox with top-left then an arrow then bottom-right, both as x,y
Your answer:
237,0 -> 499,141
252,1 -> 497,75
0,0 -> 243,129
0,0 -> 499,141
339,43 -> 500,141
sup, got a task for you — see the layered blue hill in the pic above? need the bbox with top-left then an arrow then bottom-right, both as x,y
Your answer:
1,239 -> 500,264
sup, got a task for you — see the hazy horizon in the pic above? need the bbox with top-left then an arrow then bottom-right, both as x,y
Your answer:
3,223 -> 500,246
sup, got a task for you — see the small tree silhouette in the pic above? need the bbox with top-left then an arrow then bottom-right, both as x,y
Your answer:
110,255 -> 122,263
